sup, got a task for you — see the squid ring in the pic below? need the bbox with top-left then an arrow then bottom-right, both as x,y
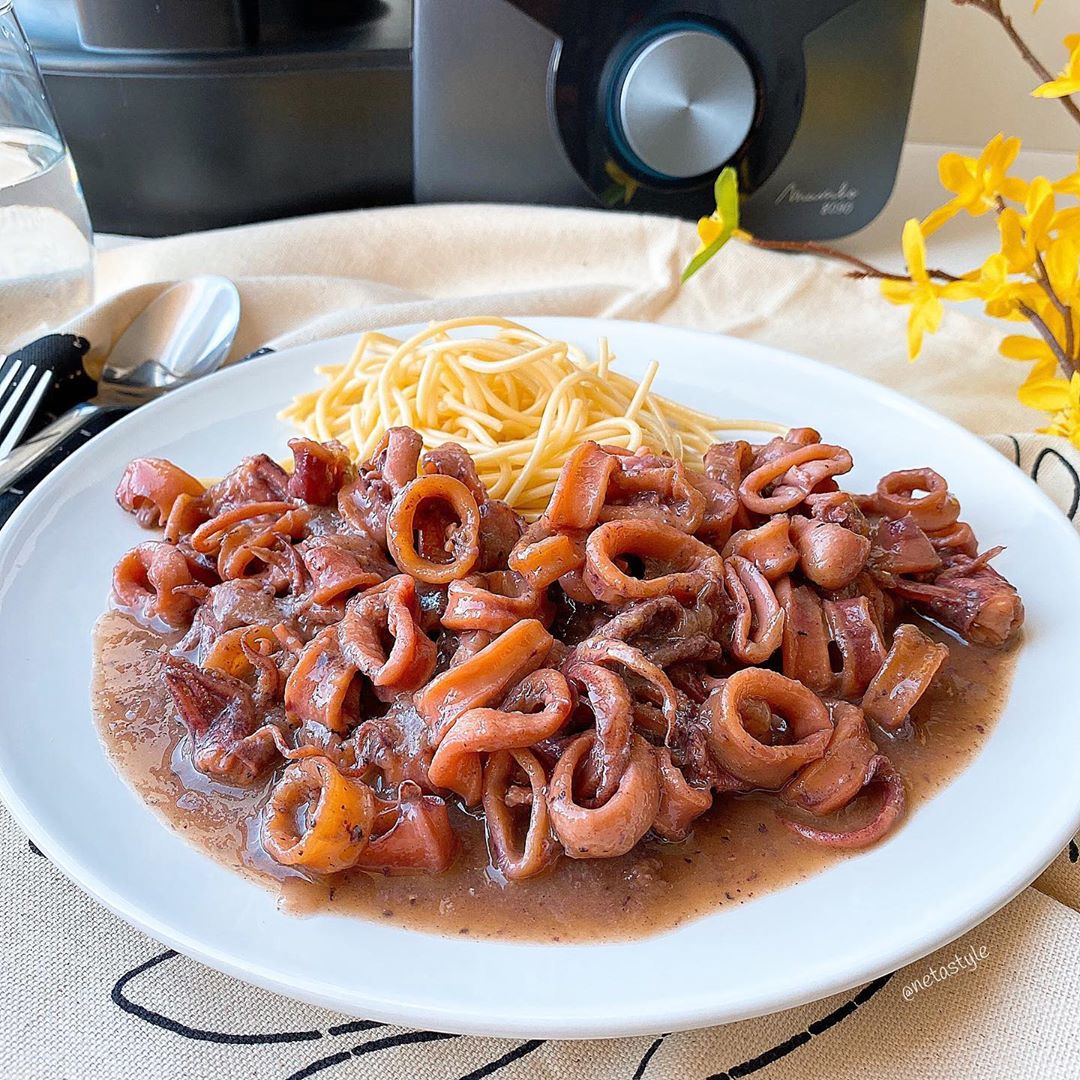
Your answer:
569,637 -> 678,740
548,732 -> 660,859
583,519 -> 720,604
545,441 -> 618,530
442,570 -> 551,634
483,749 -> 557,881
203,625 -> 279,679
739,444 -> 852,515
780,702 -> 877,817
415,619 -> 554,739
112,541 -> 205,628
861,622 -> 949,731
652,746 -> 712,842
189,501 -> 293,555
283,627 -> 357,733
706,668 -> 832,789
721,517 -> 799,581
386,474 -> 481,584
115,456 -> 205,528
723,555 -> 785,665
875,468 -> 960,532
262,757 -> 377,873
782,755 -> 906,849
352,787 -> 460,875
599,455 -> 706,533
563,661 -> 633,805
338,576 -> 437,695
508,524 -> 587,590
428,667 -> 573,805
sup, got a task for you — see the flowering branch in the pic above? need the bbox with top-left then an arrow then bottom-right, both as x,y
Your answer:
992,193 -> 1078,368
1019,301 -> 1075,376
745,237 -> 962,283
954,0 -> 1080,127
1034,249 -> 1077,360
682,3 -> 1080,443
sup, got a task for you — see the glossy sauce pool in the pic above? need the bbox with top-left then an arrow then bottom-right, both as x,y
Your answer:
92,609 -> 1017,943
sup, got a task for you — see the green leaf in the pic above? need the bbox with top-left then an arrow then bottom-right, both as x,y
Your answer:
681,167 -> 740,282
714,166 -> 739,232
681,235 -> 730,283
600,183 -> 624,209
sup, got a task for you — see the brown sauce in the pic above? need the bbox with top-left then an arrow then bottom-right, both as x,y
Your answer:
91,609 -> 1017,943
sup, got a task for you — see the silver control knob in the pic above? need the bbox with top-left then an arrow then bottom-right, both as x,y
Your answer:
617,28 -> 757,180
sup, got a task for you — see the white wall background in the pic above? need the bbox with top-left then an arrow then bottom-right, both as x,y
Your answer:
909,0 -> 1077,151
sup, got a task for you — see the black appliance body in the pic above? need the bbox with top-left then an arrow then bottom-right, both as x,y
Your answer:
20,1 -> 925,239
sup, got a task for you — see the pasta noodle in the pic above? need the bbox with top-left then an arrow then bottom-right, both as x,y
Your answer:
279,317 -> 784,520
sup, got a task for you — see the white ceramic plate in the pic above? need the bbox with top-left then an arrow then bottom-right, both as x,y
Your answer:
1,317 -> 1078,1039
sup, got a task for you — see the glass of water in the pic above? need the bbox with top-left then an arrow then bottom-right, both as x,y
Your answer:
0,1 -> 94,350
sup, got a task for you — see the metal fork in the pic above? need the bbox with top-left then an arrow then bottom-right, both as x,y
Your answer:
0,355 -> 53,458
0,276 -> 242,498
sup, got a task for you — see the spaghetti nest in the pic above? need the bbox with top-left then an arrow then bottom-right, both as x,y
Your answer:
279,316 -> 778,520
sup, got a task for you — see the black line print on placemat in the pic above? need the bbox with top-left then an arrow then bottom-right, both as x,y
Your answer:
1030,446 -> 1080,520
284,1031 -> 461,1080
1022,443 -> 1078,869
632,1034 -> 668,1078
457,1039 -> 545,1080
326,1020 -> 384,1036
688,973 -> 893,1080
112,951 -> 324,1045
1005,435 -> 1021,467
113,953 -> 894,1079
111,948 -> 545,1080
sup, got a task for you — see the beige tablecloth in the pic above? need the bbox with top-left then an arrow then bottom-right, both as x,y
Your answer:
2,205 -> 1079,1079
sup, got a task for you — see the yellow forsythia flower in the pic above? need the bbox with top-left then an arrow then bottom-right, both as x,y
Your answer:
1051,151 -> 1080,196
995,178 -> 1058,278
1001,334 -> 1059,365
1025,176 -> 1057,237
997,207 -> 1036,273
1003,335 -> 1070,412
1021,369 -> 1070,413
682,168 -> 740,282
1049,206 -> 1080,234
1033,34 -> 1080,98
602,160 -> 639,206
999,334 -> 1079,430
880,219 -> 979,359
1044,232 -> 1080,307
968,253 -> 1026,319
1038,374 -> 1080,448
921,134 -> 1027,236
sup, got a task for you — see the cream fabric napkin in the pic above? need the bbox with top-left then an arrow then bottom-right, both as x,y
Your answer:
2,205 -> 1079,1079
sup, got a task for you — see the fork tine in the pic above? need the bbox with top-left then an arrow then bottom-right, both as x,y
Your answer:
0,358 -> 23,405
0,366 -> 51,457
0,364 -> 35,436
0,364 -> 47,454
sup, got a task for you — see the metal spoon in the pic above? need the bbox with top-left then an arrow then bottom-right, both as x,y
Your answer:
0,276 -> 241,496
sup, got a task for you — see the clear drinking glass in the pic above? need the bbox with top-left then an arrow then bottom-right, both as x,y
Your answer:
0,1 -> 94,350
